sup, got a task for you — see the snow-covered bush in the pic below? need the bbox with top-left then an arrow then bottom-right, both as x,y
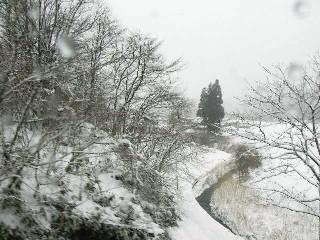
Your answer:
233,144 -> 262,181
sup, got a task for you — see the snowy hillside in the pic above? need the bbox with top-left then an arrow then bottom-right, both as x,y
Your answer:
0,114 -> 243,240
0,122 -> 172,239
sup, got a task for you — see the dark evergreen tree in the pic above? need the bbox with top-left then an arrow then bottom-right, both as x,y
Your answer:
197,88 -> 208,124
197,79 -> 225,131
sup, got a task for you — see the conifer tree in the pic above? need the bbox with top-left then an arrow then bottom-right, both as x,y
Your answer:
197,87 -> 208,124
197,79 -> 225,131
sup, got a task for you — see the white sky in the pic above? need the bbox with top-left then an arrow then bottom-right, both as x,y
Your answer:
106,0 -> 320,112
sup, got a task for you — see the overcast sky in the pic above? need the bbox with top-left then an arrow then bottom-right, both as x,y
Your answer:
107,0 -> 320,112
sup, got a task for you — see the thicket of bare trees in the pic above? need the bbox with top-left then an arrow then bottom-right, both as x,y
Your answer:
234,56 -> 320,238
0,0 -> 192,237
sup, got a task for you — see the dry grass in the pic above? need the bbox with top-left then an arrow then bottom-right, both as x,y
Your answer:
212,175 -> 318,240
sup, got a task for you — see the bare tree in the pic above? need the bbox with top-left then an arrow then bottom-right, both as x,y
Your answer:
234,55 -> 320,239
106,33 -> 181,136
0,1 -> 191,237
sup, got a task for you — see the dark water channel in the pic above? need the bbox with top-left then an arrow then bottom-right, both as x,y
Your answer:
196,170 -> 237,234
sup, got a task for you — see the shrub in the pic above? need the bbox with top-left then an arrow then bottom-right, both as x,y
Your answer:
233,144 -> 262,180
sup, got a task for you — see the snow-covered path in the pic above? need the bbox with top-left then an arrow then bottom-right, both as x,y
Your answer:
169,148 -> 242,240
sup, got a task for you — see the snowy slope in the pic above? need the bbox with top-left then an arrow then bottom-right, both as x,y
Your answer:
0,122 -> 165,239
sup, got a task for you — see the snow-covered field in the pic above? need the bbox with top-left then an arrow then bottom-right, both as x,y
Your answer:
241,122 -> 317,210
209,121 -> 320,240
212,174 -> 318,240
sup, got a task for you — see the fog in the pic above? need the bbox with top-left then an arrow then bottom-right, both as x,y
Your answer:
107,0 -> 320,112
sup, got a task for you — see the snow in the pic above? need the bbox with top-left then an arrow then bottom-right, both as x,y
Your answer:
169,147 -> 242,240
0,211 -> 20,228
57,36 -> 75,58
0,120 -> 166,237
233,121 -> 319,206
184,128 -> 196,134
0,117 -> 268,239
191,150 -> 235,197
71,171 -> 165,235
219,120 -> 320,239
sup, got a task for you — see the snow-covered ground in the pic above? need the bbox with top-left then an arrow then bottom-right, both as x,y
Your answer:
169,147 -> 242,240
0,117 -> 244,239
7,115 -> 316,240
232,122 -> 319,209
0,122 -> 165,238
212,173 -> 318,240
209,121 -> 320,240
